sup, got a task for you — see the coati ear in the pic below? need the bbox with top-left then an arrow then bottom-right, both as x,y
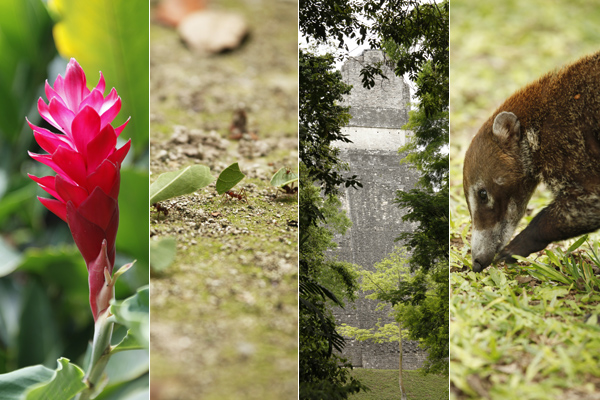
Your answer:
492,111 -> 521,141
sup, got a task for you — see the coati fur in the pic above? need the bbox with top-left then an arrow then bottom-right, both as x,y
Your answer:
463,51 -> 600,272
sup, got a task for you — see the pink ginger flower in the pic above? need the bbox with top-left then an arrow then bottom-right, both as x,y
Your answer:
28,58 -> 131,321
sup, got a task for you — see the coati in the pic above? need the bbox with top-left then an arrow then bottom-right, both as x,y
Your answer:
463,51 -> 600,272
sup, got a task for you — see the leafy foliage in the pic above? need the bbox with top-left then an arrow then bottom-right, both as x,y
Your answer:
341,247 -> 449,375
391,264 -> 449,374
394,185 -> 449,273
300,0 -> 450,395
299,0 -> 362,47
299,50 -> 361,196
366,0 -> 450,376
299,165 -> 366,399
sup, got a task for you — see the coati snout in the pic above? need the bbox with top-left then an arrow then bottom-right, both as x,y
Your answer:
463,52 -> 600,272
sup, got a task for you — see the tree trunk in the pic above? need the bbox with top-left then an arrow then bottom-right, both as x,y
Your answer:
399,321 -> 407,400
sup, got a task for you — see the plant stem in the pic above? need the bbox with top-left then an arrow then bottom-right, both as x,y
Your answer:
76,311 -> 114,400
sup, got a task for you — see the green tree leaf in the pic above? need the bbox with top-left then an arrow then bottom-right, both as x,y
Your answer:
49,0 -> 149,157
270,167 -> 298,188
215,162 -> 245,194
150,165 -> 215,204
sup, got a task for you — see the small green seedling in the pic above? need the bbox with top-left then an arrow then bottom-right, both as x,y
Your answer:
270,167 -> 298,197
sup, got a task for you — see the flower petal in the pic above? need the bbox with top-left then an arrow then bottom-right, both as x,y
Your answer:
30,122 -> 74,154
28,151 -> 72,182
39,197 -> 68,222
63,58 -> 87,111
80,89 -> 105,115
28,174 -> 61,201
55,174 -> 89,208
115,118 -> 130,137
71,105 -> 101,157
87,124 -> 117,172
52,146 -> 87,186
100,94 -> 121,130
108,139 -> 131,166
48,97 -> 76,136
44,80 -> 63,105
52,74 -> 65,99
87,159 -> 120,199
38,98 -> 64,134
66,200 -> 108,266
95,72 -> 106,95
77,185 -> 118,231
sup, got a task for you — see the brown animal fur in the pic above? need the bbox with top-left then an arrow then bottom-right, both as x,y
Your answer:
463,52 -> 600,272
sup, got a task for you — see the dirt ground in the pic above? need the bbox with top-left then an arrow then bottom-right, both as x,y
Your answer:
149,1 -> 298,399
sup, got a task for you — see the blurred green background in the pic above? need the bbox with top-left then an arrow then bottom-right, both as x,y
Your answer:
450,0 -> 600,162
0,0 -> 149,397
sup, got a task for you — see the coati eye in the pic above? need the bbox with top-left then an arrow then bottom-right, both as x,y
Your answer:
478,189 -> 488,202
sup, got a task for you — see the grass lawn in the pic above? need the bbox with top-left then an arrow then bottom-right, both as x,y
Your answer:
350,368 -> 448,400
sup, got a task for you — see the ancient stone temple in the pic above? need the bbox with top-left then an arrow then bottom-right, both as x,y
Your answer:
333,49 -> 427,370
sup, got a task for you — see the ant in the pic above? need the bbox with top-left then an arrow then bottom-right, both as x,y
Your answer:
152,202 -> 169,217
276,182 -> 298,198
222,188 -> 248,203
280,184 -> 298,195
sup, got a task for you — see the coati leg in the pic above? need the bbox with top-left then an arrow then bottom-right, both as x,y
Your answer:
498,190 -> 600,263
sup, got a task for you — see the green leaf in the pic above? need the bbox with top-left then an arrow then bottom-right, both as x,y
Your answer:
149,237 -> 177,272
0,358 -> 85,400
270,167 -> 298,188
150,165 -> 215,204
104,350 -> 147,388
567,235 -> 588,253
93,374 -> 148,400
110,287 -> 149,349
50,0 -> 149,157
25,358 -> 86,400
0,364 -> 54,400
111,330 -> 143,353
215,162 -> 245,194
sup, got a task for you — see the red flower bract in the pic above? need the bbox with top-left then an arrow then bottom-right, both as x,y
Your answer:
28,58 -> 131,321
